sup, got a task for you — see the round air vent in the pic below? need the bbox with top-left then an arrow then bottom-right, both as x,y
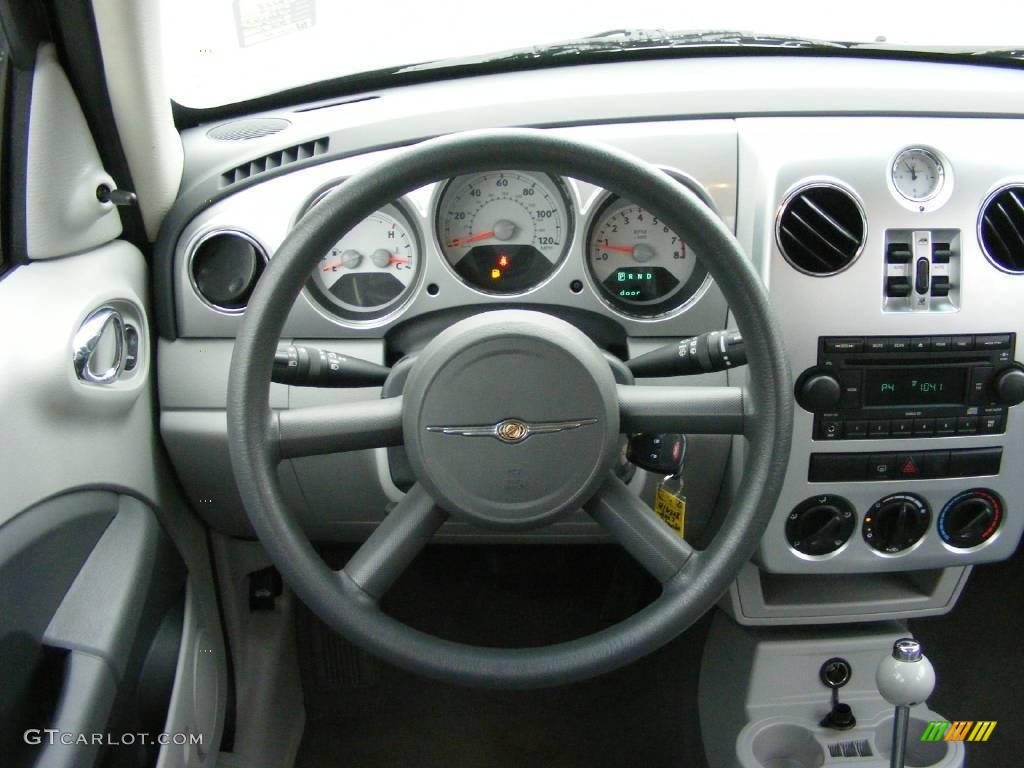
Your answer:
776,183 -> 866,276
207,118 -> 290,141
979,185 -> 1024,273
188,231 -> 267,312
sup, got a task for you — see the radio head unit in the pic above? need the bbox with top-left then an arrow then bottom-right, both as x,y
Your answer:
796,334 -> 1022,440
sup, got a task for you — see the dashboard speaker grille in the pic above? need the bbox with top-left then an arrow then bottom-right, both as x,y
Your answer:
980,185 -> 1024,273
221,137 -> 330,186
777,184 -> 865,275
207,117 -> 291,141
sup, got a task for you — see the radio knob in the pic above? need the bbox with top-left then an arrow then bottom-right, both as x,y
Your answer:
993,366 -> 1024,406
796,371 -> 842,412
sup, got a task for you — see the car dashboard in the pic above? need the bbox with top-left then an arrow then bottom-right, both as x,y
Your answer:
157,54 -> 1024,626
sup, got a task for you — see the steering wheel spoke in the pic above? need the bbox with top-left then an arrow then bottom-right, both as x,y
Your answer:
586,475 -> 695,584
274,396 -> 404,458
341,484 -> 447,601
617,384 -> 745,435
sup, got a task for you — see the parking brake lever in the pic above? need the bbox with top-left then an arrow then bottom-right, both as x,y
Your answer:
626,330 -> 746,378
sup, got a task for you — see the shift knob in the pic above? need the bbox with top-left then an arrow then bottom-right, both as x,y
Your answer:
876,638 -> 935,706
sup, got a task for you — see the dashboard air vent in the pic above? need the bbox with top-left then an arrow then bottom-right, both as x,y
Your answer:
221,137 -> 329,186
777,184 -> 865,275
189,230 -> 267,313
208,117 -> 291,141
979,185 -> 1024,273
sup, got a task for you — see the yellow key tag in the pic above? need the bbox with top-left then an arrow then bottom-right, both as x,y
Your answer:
654,484 -> 686,538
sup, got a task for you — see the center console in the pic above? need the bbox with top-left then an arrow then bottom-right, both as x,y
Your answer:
724,116 -> 1024,625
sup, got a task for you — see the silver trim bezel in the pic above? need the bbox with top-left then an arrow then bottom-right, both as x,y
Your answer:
977,181 -> 1024,275
886,145 -> 954,213
186,227 -> 269,315
774,179 -> 868,278
581,187 -> 714,321
430,171 -> 577,299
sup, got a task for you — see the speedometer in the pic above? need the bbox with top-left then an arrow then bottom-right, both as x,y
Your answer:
436,171 -> 572,294
586,195 -> 709,317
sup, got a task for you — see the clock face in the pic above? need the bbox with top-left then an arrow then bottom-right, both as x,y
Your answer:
891,148 -> 945,202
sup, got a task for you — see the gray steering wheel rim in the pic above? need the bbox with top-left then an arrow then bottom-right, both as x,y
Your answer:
226,128 -> 792,689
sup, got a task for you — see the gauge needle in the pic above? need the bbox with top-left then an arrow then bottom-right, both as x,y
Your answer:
449,230 -> 496,247
388,256 -> 411,265
602,244 -> 635,253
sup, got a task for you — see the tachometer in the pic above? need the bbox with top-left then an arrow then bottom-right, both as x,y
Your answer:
437,171 -> 572,294
586,195 -> 708,316
306,203 -> 419,321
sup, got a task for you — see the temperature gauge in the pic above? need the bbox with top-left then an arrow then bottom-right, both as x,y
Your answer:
306,204 -> 420,321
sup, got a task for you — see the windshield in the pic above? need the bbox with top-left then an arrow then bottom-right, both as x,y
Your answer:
162,0 -> 1024,109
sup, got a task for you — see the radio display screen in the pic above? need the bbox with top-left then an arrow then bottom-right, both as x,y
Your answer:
864,368 -> 967,407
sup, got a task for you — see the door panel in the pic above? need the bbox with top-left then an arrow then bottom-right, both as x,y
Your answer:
0,23 -> 223,768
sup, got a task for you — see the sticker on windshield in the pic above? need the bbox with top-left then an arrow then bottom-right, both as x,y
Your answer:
234,0 -> 316,48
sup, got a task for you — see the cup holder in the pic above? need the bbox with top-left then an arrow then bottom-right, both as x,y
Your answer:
751,724 -> 825,768
875,717 -> 950,767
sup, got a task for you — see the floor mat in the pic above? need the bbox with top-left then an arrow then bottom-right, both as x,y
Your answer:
294,545 -> 711,768
910,551 -> 1023,768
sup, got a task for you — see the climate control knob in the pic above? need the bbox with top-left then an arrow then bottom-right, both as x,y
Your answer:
993,366 -> 1024,406
796,371 -> 842,412
938,489 -> 1003,549
786,495 -> 856,556
863,493 -> 930,554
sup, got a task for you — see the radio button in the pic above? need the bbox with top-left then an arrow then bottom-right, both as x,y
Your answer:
957,417 -> 978,434
890,338 -> 911,354
825,338 -> 864,354
891,419 -> 914,436
951,335 -> 975,351
930,337 -> 952,352
845,421 -> 869,438
910,338 -> 931,353
935,418 -> 957,435
913,418 -> 936,436
866,338 -> 889,354
839,371 -> 863,408
968,366 -> 994,404
976,334 -> 1011,350
979,414 -> 1004,434
868,453 -> 898,480
869,420 -> 891,438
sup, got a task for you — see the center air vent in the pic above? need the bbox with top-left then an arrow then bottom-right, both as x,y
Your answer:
979,185 -> 1024,273
777,183 -> 866,275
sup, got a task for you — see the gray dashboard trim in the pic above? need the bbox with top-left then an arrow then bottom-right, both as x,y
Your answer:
157,55 -> 1024,338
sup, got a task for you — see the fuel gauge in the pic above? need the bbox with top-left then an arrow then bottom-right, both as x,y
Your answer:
306,203 -> 420,322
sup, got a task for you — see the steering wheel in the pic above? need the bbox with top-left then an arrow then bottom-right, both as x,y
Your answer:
227,129 -> 792,689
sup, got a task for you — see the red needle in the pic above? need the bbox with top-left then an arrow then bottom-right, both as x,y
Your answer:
321,262 -> 341,271
389,256 -> 411,265
601,244 -> 634,253
449,230 -> 495,247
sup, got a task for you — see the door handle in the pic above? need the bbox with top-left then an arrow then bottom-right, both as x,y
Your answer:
72,306 -> 125,384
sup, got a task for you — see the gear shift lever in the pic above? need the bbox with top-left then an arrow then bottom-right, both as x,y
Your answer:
876,638 -> 935,768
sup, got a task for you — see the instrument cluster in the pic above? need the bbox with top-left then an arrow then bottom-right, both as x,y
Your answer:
299,169 -> 715,325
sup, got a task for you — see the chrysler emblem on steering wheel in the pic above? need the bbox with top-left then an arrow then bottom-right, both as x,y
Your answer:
426,417 -> 598,444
